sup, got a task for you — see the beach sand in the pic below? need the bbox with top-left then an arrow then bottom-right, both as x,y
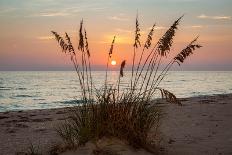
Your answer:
0,94 -> 232,155
160,94 -> 232,155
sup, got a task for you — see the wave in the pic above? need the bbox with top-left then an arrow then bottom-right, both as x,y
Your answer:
0,87 -> 11,90
59,99 -> 83,105
17,87 -> 27,90
14,95 -> 35,98
33,98 -> 45,101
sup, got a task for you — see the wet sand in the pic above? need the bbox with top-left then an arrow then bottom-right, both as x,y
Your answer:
0,94 -> 232,155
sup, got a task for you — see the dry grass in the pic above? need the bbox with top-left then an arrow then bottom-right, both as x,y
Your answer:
16,142 -> 42,155
51,13 -> 202,153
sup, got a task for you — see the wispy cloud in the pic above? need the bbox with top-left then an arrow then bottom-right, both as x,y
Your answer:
190,25 -> 204,28
154,26 -> 167,30
147,26 -> 167,30
197,14 -> 231,20
40,12 -> 69,17
115,28 -> 148,35
166,0 -> 201,1
115,28 -> 132,33
31,12 -> 70,17
37,36 -> 54,40
26,4 -> 107,18
62,6 -> 106,13
100,34 -> 132,44
0,7 -> 17,14
183,25 -> 204,29
108,15 -> 129,21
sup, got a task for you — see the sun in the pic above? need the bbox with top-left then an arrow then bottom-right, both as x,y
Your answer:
111,60 -> 117,66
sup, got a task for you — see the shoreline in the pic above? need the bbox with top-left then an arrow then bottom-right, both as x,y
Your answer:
0,93 -> 232,154
1,93 -> 230,113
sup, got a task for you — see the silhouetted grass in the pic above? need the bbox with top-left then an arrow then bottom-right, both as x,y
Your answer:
52,14 -> 201,153
17,141 -> 42,155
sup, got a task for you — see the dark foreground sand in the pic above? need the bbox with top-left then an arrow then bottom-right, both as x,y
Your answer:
0,94 -> 232,155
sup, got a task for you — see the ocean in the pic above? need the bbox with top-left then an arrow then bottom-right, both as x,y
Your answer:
0,71 -> 232,112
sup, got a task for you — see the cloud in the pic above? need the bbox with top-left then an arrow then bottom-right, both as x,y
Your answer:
154,26 -> 167,30
108,16 -> 129,21
183,25 -> 204,29
100,34 -> 132,44
213,16 -> 231,20
26,4 -> 106,18
147,26 -> 167,30
37,36 -> 54,40
190,25 -> 203,28
0,7 -> 17,14
39,12 -> 69,17
32,12 -> 70,17
197,14 -> 231,20
115,28 -> 132,33
62,6 -> 106,13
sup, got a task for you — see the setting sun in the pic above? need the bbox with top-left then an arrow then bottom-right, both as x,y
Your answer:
1,0 -> 232,154
111,60 -> 117,66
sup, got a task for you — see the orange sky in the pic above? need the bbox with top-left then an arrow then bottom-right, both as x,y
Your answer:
0,0 -> 232,70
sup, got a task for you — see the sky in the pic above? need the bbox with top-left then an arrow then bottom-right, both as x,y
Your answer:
0,0 -> 232,71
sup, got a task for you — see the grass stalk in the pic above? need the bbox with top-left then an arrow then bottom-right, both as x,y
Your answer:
52,15 -> 202,153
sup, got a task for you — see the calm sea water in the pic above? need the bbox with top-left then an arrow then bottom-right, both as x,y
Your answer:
0,71 -> 232,112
